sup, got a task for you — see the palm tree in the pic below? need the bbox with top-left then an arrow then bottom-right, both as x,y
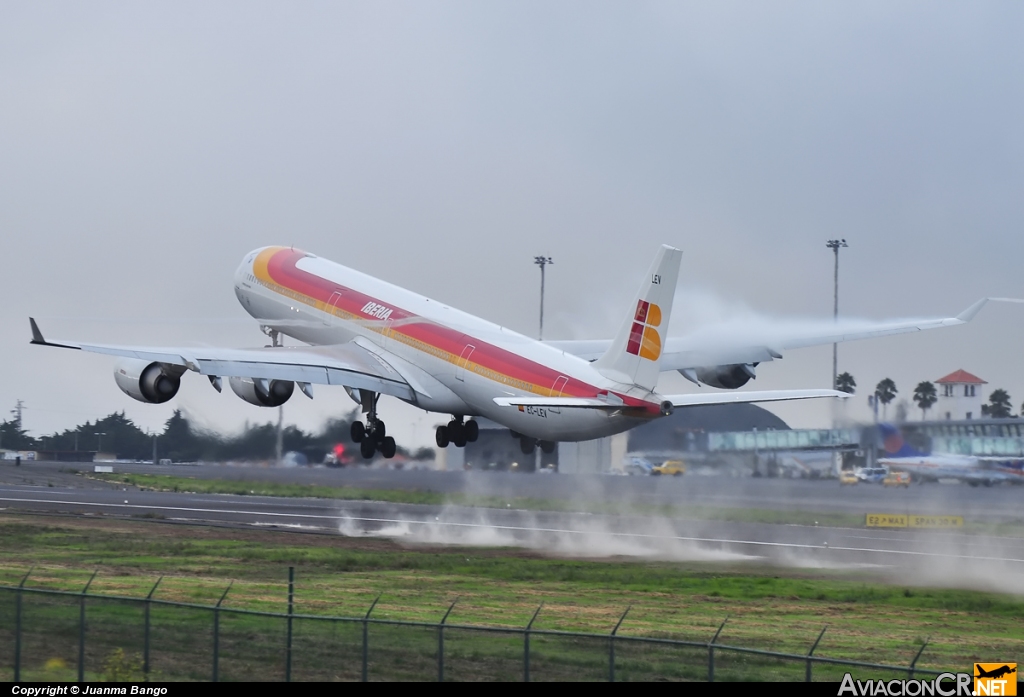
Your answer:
875,378 -> 897,420
912,381 -> 937,421
981,389 -> 1013,418
836,372 -> 856,394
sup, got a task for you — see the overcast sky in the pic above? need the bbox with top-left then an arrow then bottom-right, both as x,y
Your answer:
1,2 -> 1022,449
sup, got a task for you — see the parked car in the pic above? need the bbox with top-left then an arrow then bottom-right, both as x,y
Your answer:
839,471 -> 859,485
883,471 -> 911,487
623,457 -> 654,476
652,460 -> 686,477
855,466 -> 889,483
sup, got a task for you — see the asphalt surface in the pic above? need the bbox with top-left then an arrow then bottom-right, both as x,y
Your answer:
1,460 -> 1022,590
5,459 -> 1022,521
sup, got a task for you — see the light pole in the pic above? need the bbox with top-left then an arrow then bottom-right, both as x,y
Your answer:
534,256 -> 553,340
94,432 -> 106,453
826,239 -> 848,390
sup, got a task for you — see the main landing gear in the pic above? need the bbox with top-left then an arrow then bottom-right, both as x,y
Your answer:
435,417 -> 479,448
509,430 -> 556,455
349,391 -> 397,460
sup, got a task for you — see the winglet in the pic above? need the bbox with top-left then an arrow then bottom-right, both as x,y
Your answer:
29,318 -> 46,344
955,299 -> 989,323
28,318 -> 80,350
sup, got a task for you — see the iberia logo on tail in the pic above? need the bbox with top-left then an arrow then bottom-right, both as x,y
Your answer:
626,300 -> 662,361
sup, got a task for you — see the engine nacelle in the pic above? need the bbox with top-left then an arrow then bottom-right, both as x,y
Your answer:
229,376 -> 294,407
113,358 -> 184,404
694,363 -> 757,390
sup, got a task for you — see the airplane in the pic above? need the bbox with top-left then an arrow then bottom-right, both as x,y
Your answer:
975,665 -> 1017,680
876,423 -> 1024,486
27,245 -> 996,461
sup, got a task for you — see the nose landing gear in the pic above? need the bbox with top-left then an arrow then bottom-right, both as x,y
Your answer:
435,417 -> 479,449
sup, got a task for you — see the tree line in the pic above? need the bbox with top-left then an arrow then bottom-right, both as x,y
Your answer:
835,372 -> 1019,420
0,409 -> 434,463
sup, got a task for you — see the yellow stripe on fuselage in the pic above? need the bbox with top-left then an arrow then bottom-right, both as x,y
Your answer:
252,250 -> 606,401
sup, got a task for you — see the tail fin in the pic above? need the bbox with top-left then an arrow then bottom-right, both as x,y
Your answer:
878,423 -> 929,458
593,245 -> 682,390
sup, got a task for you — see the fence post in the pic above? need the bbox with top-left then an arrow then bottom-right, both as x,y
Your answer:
286,567 -> 294,683
14,567 -> 33,682
143,576 -> 162,682
523,603 -> 543,683
806,625 -> 828,682
437,597 -> 458,683
908,637 -> 930,679
707,616 -> 728,683
609,605 -> 631,683
78,570 -> 98,682
361,594 -> 381,683
211,582 -> 232,683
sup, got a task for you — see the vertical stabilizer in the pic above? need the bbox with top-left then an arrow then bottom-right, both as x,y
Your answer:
594,245 -> 682,390
878,423 -> 930,458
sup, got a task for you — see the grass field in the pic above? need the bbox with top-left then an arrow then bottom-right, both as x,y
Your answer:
0,512 -> 1020,681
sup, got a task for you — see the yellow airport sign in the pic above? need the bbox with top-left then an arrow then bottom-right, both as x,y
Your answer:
909,515 -> 963,528
866,514 -> 907,528
866,514 -> 964,528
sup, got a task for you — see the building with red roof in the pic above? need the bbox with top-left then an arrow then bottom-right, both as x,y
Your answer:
935,369 -> 987,420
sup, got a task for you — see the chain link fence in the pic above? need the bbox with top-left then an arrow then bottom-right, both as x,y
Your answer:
0,568 -> 948,682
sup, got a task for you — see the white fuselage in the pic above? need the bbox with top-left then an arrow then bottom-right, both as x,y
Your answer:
880,454 -> 1022,484
233,247 -> 661,442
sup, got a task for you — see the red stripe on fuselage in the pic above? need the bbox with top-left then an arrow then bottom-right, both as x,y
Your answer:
261,248 -> 654,410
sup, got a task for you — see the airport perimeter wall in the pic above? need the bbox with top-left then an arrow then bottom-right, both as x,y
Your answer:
0,569 -> 948,683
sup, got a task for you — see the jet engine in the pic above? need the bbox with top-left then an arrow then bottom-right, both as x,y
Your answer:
694,363 -> 757,389
229,376 -> 294,407
113,358 -> 184,404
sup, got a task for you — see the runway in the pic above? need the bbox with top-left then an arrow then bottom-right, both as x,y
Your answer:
2,475 -> 1023,593
5,459 -> 1023,521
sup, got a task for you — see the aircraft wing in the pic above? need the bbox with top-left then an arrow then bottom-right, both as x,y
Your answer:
29,318 -> 415,401
494,388 -> 847,410
548,298 -> 1003,371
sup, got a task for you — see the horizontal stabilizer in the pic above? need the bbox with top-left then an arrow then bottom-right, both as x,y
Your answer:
664,389 -> 848,407
494,389 -> 846,410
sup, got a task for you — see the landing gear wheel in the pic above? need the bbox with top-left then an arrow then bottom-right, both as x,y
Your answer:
540,440 -> 555,454
350,421 -> 365,443
519,438 -> 535,455
380,436 -> 397,459
465,420 -> 479,443
360,439 -> 376,459
449,421 -> 467,448
435,426 -> 449,448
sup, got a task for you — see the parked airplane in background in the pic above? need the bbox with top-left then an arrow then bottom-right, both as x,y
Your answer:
877,423 -> 1024,486
29,245 -> 995,460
